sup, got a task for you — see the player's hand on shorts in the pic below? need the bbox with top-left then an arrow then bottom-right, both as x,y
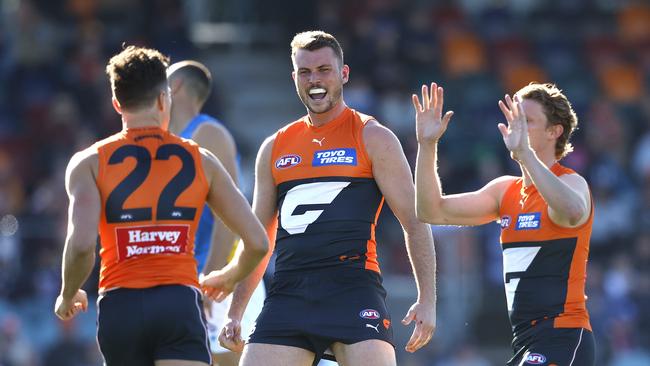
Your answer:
219,318 -> 244,353
412,82 -> 454,146
402,301 -> 436,353
199,270 -> 236,302
54,289 -> 88,320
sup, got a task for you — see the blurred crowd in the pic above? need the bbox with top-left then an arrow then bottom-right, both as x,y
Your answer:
1,0 -> 649,365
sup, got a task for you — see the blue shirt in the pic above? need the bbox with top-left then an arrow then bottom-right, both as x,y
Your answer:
179,114 -> 235,273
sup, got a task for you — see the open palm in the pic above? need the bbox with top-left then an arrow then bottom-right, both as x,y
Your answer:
412,83 -> 454,145
498,94 -> 531,160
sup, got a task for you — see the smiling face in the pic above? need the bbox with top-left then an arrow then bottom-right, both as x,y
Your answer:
292,47 -> 349,115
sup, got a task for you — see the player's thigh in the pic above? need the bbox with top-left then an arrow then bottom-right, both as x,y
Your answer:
213,351 -> 241,366
331,339 -> 396,366
240,343 -> 315,366
155,360 -> 208,366
97,289 -> 153,366
518,328 -> 595,366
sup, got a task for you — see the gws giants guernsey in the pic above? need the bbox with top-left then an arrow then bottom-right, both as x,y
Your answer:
271,108 -> 384,274
499,163 -> 592,337
95,127 -> 209,292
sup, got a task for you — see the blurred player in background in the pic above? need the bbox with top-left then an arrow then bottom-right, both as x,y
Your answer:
414,82 -> 595,365
54,45 -> 268,366
219,31 -> 437,366
167,60 -> 266,366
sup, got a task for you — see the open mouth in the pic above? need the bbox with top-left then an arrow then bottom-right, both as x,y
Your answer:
308,87 -> 327,101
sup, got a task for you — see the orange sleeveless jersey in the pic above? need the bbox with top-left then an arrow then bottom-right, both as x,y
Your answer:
499,163 -> 592,335
271,108 -> 384,273
94,127 -> 209,291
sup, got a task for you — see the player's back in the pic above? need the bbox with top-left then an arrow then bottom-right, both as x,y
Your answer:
178,114 -> 231,272
94,126 -> 209,292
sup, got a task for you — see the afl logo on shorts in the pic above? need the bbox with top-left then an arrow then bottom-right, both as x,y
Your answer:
275,154 -> 301,169
525,353 -> 546,364
359,309 -> 380,319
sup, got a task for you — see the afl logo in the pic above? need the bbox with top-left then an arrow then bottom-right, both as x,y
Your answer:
525,353 -> 546,364
500,215 -> 511,229
359,309 -> 380,319
275,155 -> 301,169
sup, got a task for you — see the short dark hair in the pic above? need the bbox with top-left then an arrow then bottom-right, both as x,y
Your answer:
516,83 -> 578,159
167,60 -> 212,106
106,45 -> 170,111
290,31 -> 344,67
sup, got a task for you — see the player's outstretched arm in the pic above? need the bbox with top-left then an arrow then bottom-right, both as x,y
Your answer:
364,121 -> 436,353
414,82 -> 511,226
55,150 -> 99,320
193,123 -> 240,274
219,135 -> 278,353
200,148 -> 269,302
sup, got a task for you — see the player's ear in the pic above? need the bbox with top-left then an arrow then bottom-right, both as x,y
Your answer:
169,77 -> 183,95
341,64 -> 349,84
157,89 -> 169,111
111,97 -> 122,115
548,123 -> 564,140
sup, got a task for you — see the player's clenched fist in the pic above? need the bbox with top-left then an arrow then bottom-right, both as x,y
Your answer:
54,289 -> 88,320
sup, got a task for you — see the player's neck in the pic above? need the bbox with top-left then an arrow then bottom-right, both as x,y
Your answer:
169,103 -> 200,134
122,111 -> 167,131
307,100 -> 348,127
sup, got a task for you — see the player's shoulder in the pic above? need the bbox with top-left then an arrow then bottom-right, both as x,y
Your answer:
66,144 -> 99,180
352,109 -> 377,126
361,117 -> 398,147
258,132 -> 278,157
193,115 -> 230,138
558,171 -> 590,195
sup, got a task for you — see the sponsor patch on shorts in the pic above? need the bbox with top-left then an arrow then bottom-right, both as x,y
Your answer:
516,212 -> 541,230
312,148 -> 357,166
115,225 -> 189,261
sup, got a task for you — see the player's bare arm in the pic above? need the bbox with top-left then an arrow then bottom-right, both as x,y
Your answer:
363,121 -> 436,353
193,123 -> 240,274
199,148 -> 268,302
414,83 -> 514,226
497,95 -> 591,227
55,149 -> 100,320
219,135 -> 278,353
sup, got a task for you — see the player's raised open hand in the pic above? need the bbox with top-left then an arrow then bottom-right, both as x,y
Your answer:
412,82 -> 454,146
401,301 -> 436,353
498,94 -> 533,161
